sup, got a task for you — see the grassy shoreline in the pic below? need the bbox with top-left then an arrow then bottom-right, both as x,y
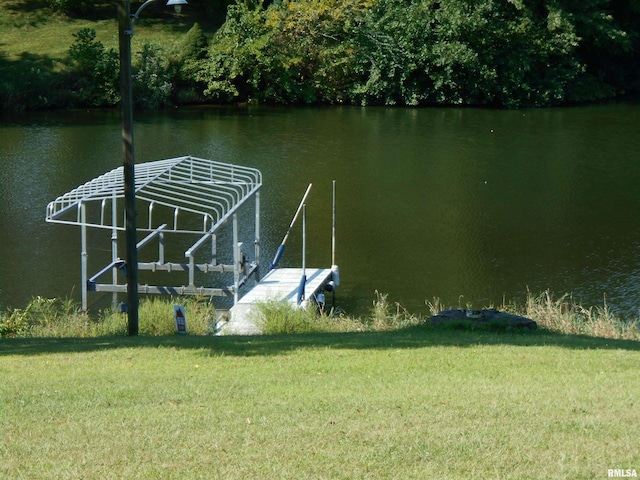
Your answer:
2,292 -> 639,478
2,289 -> 639,341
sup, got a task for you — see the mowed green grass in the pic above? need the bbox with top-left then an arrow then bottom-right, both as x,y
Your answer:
1,328 -> 639,479
0,0 -> 196,65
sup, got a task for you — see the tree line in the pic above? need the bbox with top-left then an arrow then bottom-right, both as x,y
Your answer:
2,0 -> 639,111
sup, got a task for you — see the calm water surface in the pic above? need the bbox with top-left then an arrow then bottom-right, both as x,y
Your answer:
1,104 -> 640,317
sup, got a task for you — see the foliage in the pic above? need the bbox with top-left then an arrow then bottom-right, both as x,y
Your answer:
256,299 -> 362,334
515,289 -> 640,340
0,58 -> 60,112
99,296 -> 219,336
67,27 -> 119,107
3,289 -> 638,341
0,296 -> 217,338
132,43 -> 175,109
0,296 -> 90,338
198,0 -> 367,104
181,22 -> 210,62
195,1 -> 270,102
349,0 -> 583,106
363,290 -> 421,330
176,23 -> 211,103
196,0 -> 640,107
138,296 -> 218,335
47,0 -> 94,15
2,0 -> 639,109
65,28 -> 184,109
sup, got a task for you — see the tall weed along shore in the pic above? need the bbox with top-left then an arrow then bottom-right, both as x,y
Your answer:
1,290 -> 639,340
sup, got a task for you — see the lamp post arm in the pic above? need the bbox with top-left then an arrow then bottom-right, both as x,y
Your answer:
130,0 -> 161,30
127,0 -> 171,35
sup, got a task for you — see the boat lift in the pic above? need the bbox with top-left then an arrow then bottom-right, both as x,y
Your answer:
45,156 -> 262,310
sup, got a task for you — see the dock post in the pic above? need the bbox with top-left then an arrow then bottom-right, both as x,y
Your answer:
233,212 -> 239,304
80,202 -> 88,311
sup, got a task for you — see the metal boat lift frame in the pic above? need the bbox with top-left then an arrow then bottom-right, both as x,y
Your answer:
45,155 -> 262,310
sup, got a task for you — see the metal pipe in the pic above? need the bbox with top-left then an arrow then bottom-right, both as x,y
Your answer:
332,180 -> 336,266
302,204 -> 306,274
297,204 -> 307,305
233,213 -> 239,304
269,183 -> 312,270
112,192 -> 118,308
255,190 -> 261,280
81,202 -> 88,311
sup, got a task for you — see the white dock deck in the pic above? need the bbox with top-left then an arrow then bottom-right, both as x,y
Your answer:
220,268 -> 333,335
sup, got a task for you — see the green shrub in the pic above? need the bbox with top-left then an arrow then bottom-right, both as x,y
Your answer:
1,296 -> 217,338
133,43 -> 175,109
48,0 -> 94,15
253,299 -> 341,334
67,28 -> 119,107
0,307 -> 33,338
132,296 -> 216,335
181,22 -> 209,62
0,296 -> 91,338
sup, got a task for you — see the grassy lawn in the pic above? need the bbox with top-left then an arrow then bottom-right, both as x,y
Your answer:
0,0 -> 198,65
2,327 -> 639,479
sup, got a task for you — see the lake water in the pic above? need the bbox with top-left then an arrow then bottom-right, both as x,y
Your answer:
1,103 -> 640,318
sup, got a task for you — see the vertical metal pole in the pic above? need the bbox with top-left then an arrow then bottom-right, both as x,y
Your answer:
332,180 -> 336,266
296,204 -> 307,305
188,253 -> 195,287
118,0 -> 139,335
211,233 -> 217,265
233,213 -> 239,304
159,232 -> 165,264
111,192 -> 118,308
330,181 -> 339,305
80,202 -> 88,311
255,190 -> 260,280
302,204 -> 306,274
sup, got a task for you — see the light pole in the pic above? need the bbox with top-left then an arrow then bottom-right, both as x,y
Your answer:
117,0 -> 187,335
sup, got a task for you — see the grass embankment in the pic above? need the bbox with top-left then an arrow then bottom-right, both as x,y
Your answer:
1,0 -> 202,110
2,325 -> 639,479
1,292 -> 640,478
0,0 -> 194,63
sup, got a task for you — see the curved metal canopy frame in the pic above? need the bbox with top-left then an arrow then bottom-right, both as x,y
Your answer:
46,156 -> 263,310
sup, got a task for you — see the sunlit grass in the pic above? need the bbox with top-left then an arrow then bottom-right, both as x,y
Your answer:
507,289 -> 640,341
0,296 -> 217,338
2,290 -> 639,478
1,325 -> 639,479
0,0 -> 196,65
256,291 -> 422,334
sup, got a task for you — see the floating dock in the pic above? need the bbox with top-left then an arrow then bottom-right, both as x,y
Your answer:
220,267 -> 335,335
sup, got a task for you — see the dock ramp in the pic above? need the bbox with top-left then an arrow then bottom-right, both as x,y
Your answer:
220,267 -> 335,335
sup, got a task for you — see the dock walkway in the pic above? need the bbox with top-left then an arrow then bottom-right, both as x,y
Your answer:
220,267 -> 333,335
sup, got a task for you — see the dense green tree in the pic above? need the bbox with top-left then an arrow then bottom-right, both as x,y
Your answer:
175,23 -> 211,103
4,0 -> 638,110
196,0 -> 640,107
132,43 -> 175,108
557,0 -> 640,100
67,28 -> 120,106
